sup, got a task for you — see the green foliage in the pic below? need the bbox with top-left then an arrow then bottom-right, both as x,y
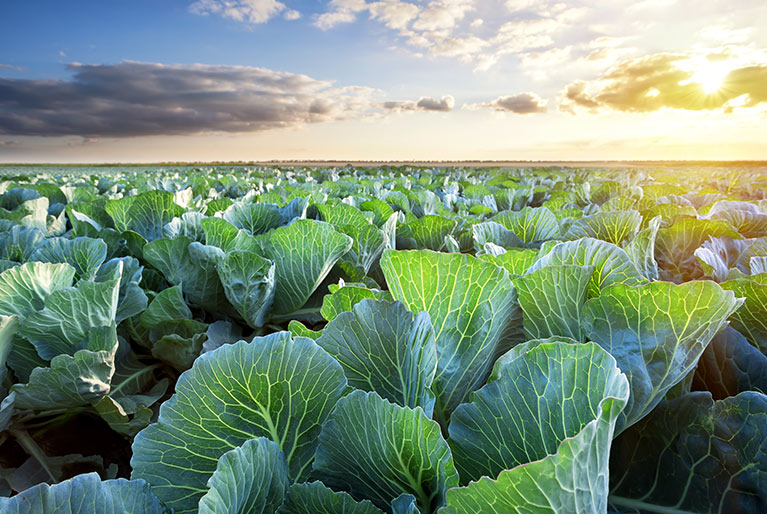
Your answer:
2,164 -> 765,514
313,390 -> 459,514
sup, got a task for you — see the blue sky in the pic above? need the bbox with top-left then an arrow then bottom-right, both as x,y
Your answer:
1,0 -> 766,161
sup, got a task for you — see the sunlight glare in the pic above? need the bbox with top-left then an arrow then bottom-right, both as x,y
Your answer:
688,61 -> 731,94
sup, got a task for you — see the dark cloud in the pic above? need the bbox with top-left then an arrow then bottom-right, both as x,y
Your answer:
0,61 -> 378,137
464,92 -> 547,114
383,95 -> 455,112
560,53 -> 767,113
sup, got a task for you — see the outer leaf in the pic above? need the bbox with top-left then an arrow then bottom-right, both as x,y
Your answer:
491,207 -> 560,244
751,256 -> 767,274
149,319 -> 208,371
609,391 -> 767,514
20,266 -> 121,360
624,215 -> 661,281
164,211 -> 205,241
287,320 -> 322,340
564,210 -> 642,245
186,242 -> 229,310
140,285 -> 193,328
655,218 -> 741,282
0,196 -> 48,231
401,215 -> 456,251
320,284 -> 391,322
202,217 -> 261,254
337,223 -> 387,277
257,220 -> 353,316
381,250 -> 518,426
444,341 -> 629,514
278,481 -> 384,514
0,225 -> 46,261
30,237 -> 107,282
471,221 -> 525,251
224,202 -> 284,235
449,341 -> 629,483
512,265 -> 592,341
131,333 -> 347,513
94,345 -> 168,436
96,256 -> 147,323
203,320 -> 243,353
94,395 -> 156,438
111,190 -> 185,241
312,390 -> 459,514
529,238 -> 645,298
217,250 -> 276,328
0,262 -> 76,318
0,472 -> 167,513
0,314 -> 19,378
692,327 -> 767,399
0,391 -> 14,432
11,338 -> 117,410
318,299 -> 437,412
6,336 -> 47,382
198,437 -> 289,514
706,200 -> 767,238
583,281 -> 742,434
143,237 -> 228,311
360,199 -> 394,227
317,202 -> 372,229
478,248 -> 539,277
721,275 -> 767,354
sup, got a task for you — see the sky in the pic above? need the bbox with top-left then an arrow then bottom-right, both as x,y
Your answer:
0,0 -> 766,162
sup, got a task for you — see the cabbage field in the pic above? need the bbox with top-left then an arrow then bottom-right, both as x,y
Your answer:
0,164 -> 765,513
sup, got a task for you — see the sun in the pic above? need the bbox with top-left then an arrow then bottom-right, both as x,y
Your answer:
687,61 -> 731,94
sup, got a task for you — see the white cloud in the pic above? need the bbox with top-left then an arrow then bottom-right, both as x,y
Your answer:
314,0 -> 368,29
283,9 -> 301,20
464,92 -> 547,113
368,0 -> 420,30
699,25 -> 753,45
315,10 -> 357,29
504,0 -> 540,13
189,0 -> 287,24
432,36 -> 489,58
412,0 -> 474,31
309,0 -> 766,77
493,18 -> 561,54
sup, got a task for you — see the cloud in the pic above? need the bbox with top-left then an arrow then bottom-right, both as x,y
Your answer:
431,36 -> 489,58
189,0 -> 286,24
315,0 -> 367,29
383,95 -> 455,112
283,9 -> 301,20
504,0 -> 540,13
0,61 -> 383,138
0,64 -> 25,72
368,0 -> 419,30
493,18 -> 561,54
411,0 -> 474,32
465,92 -> 547,113
560,52 -> 767,113
311,0 -> 587,71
